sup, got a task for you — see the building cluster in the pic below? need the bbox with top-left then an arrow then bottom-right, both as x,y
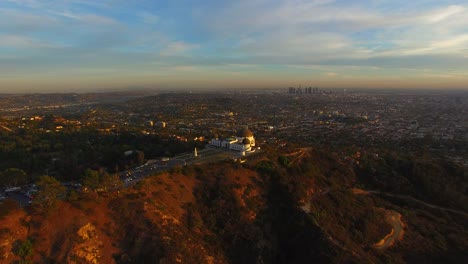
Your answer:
288,87 -> 320,94
210,127 -> 256,153
0,90 -> 466,165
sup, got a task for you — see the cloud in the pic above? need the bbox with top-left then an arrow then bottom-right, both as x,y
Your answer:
1,0 -> 467,91
4,0 -> 41,8
0,8 -> 59,33
5,0 -> 106,9
160,41 -> 198,56
424,5 -> 465,23
0,34 -> 60,49
139,12 -> 159,25
325,72 -> 338,77
54,12 -> 119,26
196,1 -> 468,68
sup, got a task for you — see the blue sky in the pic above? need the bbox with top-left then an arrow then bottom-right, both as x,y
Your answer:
1,0 -> 467,92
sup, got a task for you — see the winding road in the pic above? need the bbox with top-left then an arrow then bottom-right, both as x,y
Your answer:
355,188 -> 468,250
373,209 -> 404,250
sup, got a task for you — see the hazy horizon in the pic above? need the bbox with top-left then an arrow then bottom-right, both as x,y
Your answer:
1,0 -> 468,92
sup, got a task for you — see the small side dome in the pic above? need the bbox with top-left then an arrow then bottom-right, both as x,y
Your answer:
242,138 -> 251,145
237,127 -> 253,137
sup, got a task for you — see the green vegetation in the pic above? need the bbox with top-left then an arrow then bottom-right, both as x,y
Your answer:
15,239 -> 33,264
32,175 -> 66,214
356,150 -> 468,211
0,129 -> 204,184
0,147 -> 466,263
82,169 -> 122,192
194,172 -> 262,263
311,190 -> 391,247
0,168 -> 27,186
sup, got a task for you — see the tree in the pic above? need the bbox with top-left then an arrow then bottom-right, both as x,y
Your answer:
0,168 -> 27,186
16,239 -> 33,264
82,169 -> 101,191
0,171 -> 4,186
33,176 -> 65,214
100,173 -> 123,191
66,189 -> 80,202
133,150 -> 145,165
82,168 -> 122,192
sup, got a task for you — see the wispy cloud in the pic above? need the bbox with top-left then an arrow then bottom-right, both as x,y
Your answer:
139,12 -> 159,25
52,12 -> 119,26
424,5 -> 465,23
0,34 -> 57,48
160,41 -> 198,56
0,0 -> 467,91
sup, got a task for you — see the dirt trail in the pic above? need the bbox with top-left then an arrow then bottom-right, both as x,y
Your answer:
368,190 -> 468,218
352,188 -> 468,218
352,189 -> 405,250
373,209 -> 404,250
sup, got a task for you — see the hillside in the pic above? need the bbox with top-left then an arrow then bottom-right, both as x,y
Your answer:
0,148 -> 467,263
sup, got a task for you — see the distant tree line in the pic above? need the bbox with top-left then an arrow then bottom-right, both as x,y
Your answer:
0,129 -> 203,185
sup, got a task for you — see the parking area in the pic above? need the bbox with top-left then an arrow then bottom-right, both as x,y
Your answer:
1,184 -> 37,207
1,145 -> 260,207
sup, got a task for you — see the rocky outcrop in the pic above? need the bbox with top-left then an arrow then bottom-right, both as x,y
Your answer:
0,231 -> 14,260
68,223 -> 103,264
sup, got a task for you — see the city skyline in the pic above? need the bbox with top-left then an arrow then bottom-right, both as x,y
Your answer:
1,0 -> 468,92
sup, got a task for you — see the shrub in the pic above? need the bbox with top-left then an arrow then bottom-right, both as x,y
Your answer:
15,239 -> 33,264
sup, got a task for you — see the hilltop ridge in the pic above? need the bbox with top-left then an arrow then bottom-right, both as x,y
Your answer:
1,147 -> 466,263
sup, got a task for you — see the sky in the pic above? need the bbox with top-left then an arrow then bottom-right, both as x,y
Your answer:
0,0 -> 467,92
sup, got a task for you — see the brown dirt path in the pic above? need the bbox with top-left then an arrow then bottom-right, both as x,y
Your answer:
373,209 -> 404,250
